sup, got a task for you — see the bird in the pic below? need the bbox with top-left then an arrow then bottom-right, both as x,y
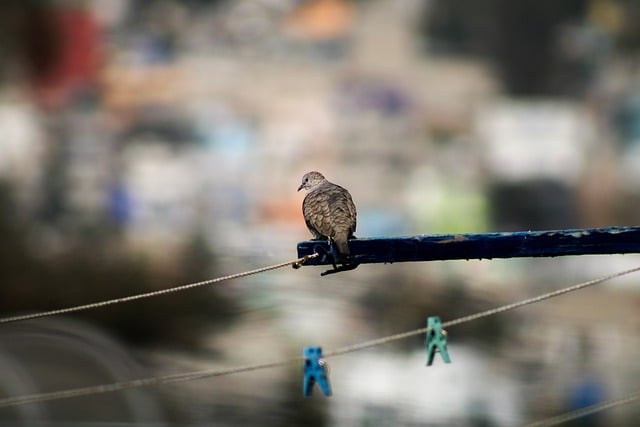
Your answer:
298,171 -> 357,264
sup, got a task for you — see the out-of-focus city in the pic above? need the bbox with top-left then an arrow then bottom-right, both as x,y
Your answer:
1,0 -> 640,425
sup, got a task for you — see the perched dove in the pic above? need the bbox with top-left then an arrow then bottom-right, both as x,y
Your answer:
298,171 -> 357,264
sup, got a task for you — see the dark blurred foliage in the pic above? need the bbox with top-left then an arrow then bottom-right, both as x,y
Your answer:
421,0 -> 587,95
488,179 -> 580,231
0,0 -> 59,84
616,0 -> 640,51
160,367 -> 329,427
273,368 -> 329,427
358,271 -> 510,353
0,182 -> 239,349
420,0 -> 640,96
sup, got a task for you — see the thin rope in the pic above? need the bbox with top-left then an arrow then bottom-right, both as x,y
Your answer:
0,253 -> 318,325
0,264 -> 637,409
0,357 -> 302,408
442,265 -> 640,328
326,265 -> 640,357
523,389 -> 640,427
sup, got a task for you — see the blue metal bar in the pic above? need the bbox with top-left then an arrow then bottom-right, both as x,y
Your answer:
296,226 -> 640,266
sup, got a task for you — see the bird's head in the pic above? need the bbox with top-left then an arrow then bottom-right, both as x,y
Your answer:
298,171 -> 325,192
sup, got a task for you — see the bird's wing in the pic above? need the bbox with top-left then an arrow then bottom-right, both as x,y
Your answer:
326,184 -> 357,236
345,189 -> 356,234
303,190 -> 333,238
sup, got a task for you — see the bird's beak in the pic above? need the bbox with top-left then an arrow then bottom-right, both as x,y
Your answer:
297,184 -> 303,192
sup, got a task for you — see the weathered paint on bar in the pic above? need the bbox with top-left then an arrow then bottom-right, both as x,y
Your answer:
296,226 -> 640,266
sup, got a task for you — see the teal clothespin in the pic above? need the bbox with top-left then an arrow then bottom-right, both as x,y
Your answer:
303,346 -> 332,397
426,316 -> 451,366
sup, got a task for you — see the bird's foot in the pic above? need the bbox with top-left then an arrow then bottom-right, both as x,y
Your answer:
309,241 -> 358,276
325,239 -> 343,266
321,262 -> 359,276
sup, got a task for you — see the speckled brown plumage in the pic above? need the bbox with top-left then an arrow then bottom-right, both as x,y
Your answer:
298,171 -> 356,263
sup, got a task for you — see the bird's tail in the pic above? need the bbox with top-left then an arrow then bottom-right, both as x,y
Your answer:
334,234 -> 351,264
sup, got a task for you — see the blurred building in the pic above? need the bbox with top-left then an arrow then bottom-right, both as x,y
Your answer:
0,0 -> 640,425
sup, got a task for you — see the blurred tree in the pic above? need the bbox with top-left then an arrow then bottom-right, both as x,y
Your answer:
0,0 -> 102,107
0,180 -> 239,349
421,0 -> 591,95
0,0 -> 59,85
488,179 -> 580,231
616,0 -> 640,51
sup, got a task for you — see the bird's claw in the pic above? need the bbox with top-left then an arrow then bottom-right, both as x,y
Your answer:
321,262 -> 359,276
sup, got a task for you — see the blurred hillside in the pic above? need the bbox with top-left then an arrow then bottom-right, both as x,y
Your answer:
0,0 -> 640,425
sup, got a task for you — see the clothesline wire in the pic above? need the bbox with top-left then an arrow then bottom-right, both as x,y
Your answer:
1,264 -> 638,410
0,357 -> 302,408
523,389 -> 640,427
324,265 -> 640,357
0,253 -> 319,325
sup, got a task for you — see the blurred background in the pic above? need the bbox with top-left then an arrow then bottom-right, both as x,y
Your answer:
0,0 -> 640,425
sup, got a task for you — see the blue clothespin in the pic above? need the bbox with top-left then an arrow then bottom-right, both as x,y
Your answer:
426,316 -> 451,366
303,346 -> 332,397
